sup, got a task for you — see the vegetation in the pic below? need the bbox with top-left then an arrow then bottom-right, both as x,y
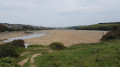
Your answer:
75,24 -> 120,31
0,40 -> 25,58
0,57 -> 20,67
0,23 -> 52,32
18,45 -> 49,67
0,40 -> 25,67
1,33 -> 120,67
0,24 -> 9,32
101,25 -> 120,41
11,40 -> 25,48
0,44 -> 21,58
0,43 -> 48,67
28,45 -> 45,48
50,42 -> 66,50
34,40 -> 120,67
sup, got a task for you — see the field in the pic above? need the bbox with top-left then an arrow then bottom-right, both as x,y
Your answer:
34,39 -> 120,67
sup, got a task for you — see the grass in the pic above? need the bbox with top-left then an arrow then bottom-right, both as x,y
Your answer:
28,45 -> 45,48
1,40 -> 120,67
75,24 -> 120,31
0,57 -> 20,67
34,40 -> 120,67
0,45 -> 49,67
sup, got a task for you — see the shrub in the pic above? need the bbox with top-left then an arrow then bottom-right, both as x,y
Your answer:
0,44 -> 20,58
0,40 -> 25,58
112,25 -> 120,33
11,39 -> 25,48
0,24 -> 8,32
50,42 -> 66,50
1,57 -> 15,64
28,45 -> 45,47
101,31 -> 116,41
0,57 -> 20,67
101,25 -> 120,41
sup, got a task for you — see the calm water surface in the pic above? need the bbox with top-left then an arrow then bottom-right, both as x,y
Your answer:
3,33 -> 45,48
3,33 -> 45,42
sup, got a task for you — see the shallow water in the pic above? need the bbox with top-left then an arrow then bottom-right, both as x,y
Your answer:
3,33 -> 45,48
3,33 -> 45,42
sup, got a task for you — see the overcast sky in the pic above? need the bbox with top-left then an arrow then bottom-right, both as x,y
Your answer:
0,0 -> 120,27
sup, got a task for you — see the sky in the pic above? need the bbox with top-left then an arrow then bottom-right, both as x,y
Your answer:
0,0 -> 120,27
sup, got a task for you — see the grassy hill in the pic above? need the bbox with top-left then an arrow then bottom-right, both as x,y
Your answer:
66,22 -> 120,31
0,38 -> 120,67
75,24 -> 119,31
2,39 -> 119,67
33,40 -> 120,67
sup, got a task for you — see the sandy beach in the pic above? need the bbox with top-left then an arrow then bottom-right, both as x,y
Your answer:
0,30 -> 107,46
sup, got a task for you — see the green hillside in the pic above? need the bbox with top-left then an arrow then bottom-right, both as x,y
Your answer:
65,22 -> 120,31
75,24 -> 119,31
34,40 -> 120,67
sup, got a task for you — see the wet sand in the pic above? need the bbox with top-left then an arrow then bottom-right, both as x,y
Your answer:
0,30 -> 107,46
0,31 -> 29,44
25,30 -> 107,46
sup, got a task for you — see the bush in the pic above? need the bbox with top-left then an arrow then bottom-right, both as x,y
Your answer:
11,39 -> 25,48
1,57 -> 15,64
101,25 -> 120,41
28,45 -> 45,47
50,42 -> 66,50
0,24 -> 8,32
0,40 -> 25,58
0,44 -> 20,58
0,57 -> 20,67
112,25 -> 120,33
101,31 -> 116,41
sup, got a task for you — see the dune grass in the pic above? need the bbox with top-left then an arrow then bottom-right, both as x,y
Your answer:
34,40 -> 120,67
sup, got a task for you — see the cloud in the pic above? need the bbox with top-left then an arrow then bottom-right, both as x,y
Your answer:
0,0 -> 120,27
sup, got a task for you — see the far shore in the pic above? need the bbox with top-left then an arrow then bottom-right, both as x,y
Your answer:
0,30 -> 107,46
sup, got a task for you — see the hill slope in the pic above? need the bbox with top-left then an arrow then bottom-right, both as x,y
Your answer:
34,40 -> 120,67
67,22 -> 120,31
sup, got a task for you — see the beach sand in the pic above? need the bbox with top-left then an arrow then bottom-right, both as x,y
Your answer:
25,30 -> 107,46
0,30 -> 107,46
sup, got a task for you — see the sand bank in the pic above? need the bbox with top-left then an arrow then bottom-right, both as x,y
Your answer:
0,30 -> 107,46
25,30 -> 107,46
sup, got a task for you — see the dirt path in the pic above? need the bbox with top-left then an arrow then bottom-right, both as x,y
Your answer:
30,54 -> 42,67
18,54 -> 42,67
18,58 -> 29,66
30,49 -> 53,67
18,49 -> 53,67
